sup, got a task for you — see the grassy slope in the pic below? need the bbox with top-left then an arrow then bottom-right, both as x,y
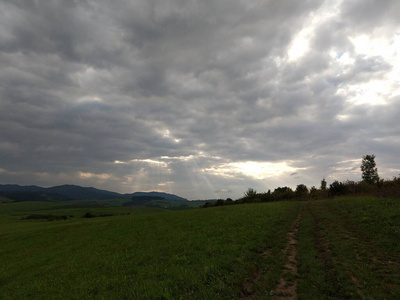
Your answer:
297,197 -> 400,299
0,201 -> 298,299
1,197 -> 399,299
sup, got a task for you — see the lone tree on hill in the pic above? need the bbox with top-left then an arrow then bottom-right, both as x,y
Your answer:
361,154 -> 379,184
320,178 -> 327,190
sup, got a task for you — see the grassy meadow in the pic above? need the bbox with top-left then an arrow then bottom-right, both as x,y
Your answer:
1,197 -> 399,299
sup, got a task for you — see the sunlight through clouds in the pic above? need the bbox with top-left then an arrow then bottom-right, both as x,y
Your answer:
350,34 -> 396,58
203,161 -> 300,180
1,0 -> 400,199
114,159 -> 168,168
288,0 -> 342,61
287,27 -> 312,61
78,172 -> 111,180
343,80 -> 392,106
340,32 -> 400,106
156,128 -> 181,143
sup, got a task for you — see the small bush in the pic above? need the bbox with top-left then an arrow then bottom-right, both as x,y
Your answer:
83,212 -> 96,218
82,212 -> 113,218
24,214 -> 68,221
201,202 -> 215,208
329,181 -> 347,196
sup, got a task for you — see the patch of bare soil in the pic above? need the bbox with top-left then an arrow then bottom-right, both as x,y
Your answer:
241,269 -> 262,300
240,248 -> 270,300
272,214 -> 301,300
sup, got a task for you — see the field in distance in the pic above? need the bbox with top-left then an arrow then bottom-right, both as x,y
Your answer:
1,196 -> 399,299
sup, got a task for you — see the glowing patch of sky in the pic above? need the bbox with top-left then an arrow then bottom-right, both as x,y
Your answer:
79,172 -> 111,180
340,32 -> 400,106
288,0 -> 342,61
203,161 -> 300,180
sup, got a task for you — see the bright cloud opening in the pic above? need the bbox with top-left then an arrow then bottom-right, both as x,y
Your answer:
288,28 -> 312,61
79,172 -> 111,180
350,34 -> 395,58
343,32 -> 400,105
338,80 -> 392,106
156,128 -> 181,143
114,159 -> 168,167
203,161 -> 299,180
288,0 -> 342,61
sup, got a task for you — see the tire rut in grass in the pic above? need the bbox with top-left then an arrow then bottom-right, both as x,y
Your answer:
309,203 -> 400,299
312,213 -> 349,299
326,205 -> 400,298
271,214 -> 301,300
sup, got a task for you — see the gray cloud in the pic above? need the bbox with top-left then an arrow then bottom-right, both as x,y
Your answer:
0,0 -> 399,199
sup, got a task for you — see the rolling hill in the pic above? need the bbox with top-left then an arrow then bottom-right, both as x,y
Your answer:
0,184 -> 187,202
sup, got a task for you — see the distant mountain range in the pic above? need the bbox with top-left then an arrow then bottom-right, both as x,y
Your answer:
0,184 -> 187,202
130,192 -> 186,202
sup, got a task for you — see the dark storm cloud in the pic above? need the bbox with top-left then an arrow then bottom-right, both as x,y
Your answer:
0,0 -> 399,198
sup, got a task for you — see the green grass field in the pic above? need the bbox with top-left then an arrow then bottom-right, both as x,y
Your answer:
1,197 -> 399,299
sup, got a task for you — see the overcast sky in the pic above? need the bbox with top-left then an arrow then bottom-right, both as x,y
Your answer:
0,0 -> 399,199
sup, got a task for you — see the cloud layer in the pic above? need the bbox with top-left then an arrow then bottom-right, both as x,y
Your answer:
1,0 -> 399,199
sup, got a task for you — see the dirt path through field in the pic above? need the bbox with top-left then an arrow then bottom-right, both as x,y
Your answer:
272,214 -> 301,299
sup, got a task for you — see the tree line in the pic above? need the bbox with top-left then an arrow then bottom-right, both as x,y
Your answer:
202,154 -> 400,208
